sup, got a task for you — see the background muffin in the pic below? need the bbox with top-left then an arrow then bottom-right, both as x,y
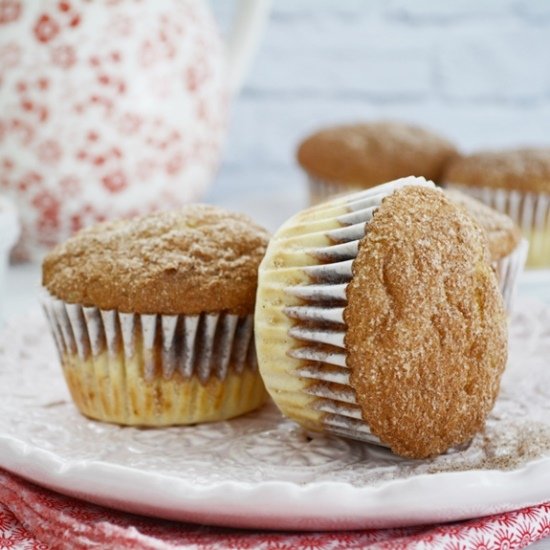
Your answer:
444,148 -> 550,269
297,121 -> 458,205
446,189 -> 527,310
42,205 -> 270,426
255,177 -> 507,459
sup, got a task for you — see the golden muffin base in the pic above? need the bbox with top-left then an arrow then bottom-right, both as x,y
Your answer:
255,200 -> 346,433
61,351 -> 267,426
524,228 -> 550,268
44,296 -> 267,426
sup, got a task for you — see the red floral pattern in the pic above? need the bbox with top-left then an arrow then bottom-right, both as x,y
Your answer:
36,139 -> 62,164
34,14 -> 60,43
50,44 -> 76,69
0,467 -> 547,550
102,170 -> 127,193
0,0 -> 227,260
0,0 -> 20,25
0,42 -> 20,70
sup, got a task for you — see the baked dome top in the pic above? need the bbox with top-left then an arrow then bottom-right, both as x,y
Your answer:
446,189 -> 521,260
43,205 -> 270,316
297,121 -> 457,186
445,148 -> 550,194
344,186 -> 508,458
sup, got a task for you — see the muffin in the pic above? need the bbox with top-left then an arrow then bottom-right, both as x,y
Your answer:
42,205 -> 270,426
446,189 -> 528,310
255,177 -> 507,459
444,148 -> 550,268
297,121 -> 458,205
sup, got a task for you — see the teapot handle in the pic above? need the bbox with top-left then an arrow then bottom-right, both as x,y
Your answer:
224,0 -> 271,95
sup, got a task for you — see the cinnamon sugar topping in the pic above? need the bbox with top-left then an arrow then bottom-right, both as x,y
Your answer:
42,205 -> 270,315
445,148 -> 550,194
446,189 -> 522,260
345,186 -> 508,459
297,121 -> 457,186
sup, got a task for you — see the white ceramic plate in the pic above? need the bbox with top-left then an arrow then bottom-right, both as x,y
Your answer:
1,303 -> 550,531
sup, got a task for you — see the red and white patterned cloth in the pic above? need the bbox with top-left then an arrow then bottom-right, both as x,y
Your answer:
0,468 -> 548,549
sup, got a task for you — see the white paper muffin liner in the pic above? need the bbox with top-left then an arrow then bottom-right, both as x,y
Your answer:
307,175 -> 364,206
494,239 -> 528,312
42,294 -> 257,384
277,176 -> 436,447
447,183 -> 550,269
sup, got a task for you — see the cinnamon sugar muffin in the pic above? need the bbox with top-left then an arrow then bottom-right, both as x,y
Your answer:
297,121 -> 458,205
255,177 -> 508,459
446,189 -> 527,310
42,205 -> 270,426
444,148 -> 550,268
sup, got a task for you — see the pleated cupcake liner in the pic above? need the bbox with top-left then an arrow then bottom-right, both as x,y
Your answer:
446,184 -> 550,269
494,239 -> 528,313
42,292 -> 264,425
306,175 -> 365,206
258,176 -> 435,447
43,294 -> 256,382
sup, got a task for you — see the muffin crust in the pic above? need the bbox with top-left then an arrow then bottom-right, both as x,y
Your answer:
297,121 -> 457,186
344,187 -> 508,459
43,205 -> 270,316
446,189 -> 522,260
445,148 -> 550,194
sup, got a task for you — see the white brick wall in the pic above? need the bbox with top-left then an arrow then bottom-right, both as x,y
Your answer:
208,0 -> 550,229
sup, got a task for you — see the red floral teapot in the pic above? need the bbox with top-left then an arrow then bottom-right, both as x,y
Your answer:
0,0 -> 268,259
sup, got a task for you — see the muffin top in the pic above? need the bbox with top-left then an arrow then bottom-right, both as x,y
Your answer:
344,186 -> 507,459
43,205 -> 270,316
296,121 -> 457,186
446,189 -> 522,260
444,148 -> 550,194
